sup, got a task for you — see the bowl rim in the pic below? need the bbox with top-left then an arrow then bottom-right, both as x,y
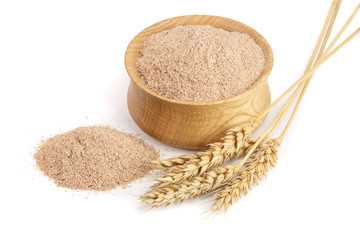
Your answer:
125,14 -> 274,106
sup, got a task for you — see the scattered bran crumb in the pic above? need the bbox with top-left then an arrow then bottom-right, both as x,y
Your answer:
34,126 -> 159,191
136,25 -> 266,103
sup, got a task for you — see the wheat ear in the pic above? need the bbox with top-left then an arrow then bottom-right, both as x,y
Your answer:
212,138 -> 280,211
152,126 -> 253,170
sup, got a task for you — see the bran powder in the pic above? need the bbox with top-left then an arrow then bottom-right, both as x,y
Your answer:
34,126 -> 159,191
136,25 -> 266,103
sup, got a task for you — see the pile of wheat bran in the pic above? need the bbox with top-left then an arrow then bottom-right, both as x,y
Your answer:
34,126 -> 159,191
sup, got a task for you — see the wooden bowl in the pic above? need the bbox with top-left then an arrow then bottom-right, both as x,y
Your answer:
125,15 -> 273,149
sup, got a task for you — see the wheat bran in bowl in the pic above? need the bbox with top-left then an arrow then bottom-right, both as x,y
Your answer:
34,126 -> 159,191
125,15 -> 273,149
136,25 -> 266,103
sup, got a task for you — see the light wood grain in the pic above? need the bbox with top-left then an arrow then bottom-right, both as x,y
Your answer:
125,15 -> 274,149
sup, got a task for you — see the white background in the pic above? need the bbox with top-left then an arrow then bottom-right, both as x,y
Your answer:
1,0 -> 359,239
